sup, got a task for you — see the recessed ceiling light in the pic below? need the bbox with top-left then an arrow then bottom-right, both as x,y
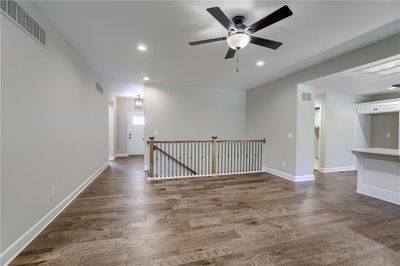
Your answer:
256,60 -> 264,66
143,76 -> 149,81
137,44 -> 147,51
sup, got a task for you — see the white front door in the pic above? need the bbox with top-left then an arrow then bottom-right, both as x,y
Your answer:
127,111 -> 145,155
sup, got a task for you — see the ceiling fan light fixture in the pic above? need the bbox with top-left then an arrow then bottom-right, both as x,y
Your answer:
227,33 -> 250,49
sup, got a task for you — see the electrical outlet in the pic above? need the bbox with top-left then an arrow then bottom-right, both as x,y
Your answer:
282,161 -> 286,167
51,187 -> 56,197
287,132 -> 294,138
386,133 -> 391,138
153,131 -> 159,136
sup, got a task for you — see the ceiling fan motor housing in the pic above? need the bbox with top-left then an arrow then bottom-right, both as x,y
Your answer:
232,15 -> 245,25
232,15 -> 247,32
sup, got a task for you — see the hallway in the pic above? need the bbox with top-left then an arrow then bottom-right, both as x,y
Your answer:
10,157 -> 400,265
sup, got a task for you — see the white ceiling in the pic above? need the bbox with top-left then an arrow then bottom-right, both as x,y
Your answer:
308,55 -> 400,96
35,1 -> 400,96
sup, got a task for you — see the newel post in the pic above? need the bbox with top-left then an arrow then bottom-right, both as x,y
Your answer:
149,137 -> 155,178
211,136 -> 218,176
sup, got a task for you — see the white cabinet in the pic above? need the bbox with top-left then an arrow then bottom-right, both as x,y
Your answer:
355,98 -> 400,150
357,99 -> 400,114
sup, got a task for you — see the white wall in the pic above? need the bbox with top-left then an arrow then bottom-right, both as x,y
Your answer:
1,2 -> 109,263
246,34 -> 400,180
316,93 -> 366,172
144,84 -> 246,166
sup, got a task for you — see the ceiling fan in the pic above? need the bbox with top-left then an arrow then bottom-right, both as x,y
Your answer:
189,5 -> 293,61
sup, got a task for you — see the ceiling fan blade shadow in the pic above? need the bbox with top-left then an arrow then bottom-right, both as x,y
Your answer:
249,5 -> 293,33
250,36 -> 282,50
189,37 -> 227,46
225,48 -> 236,59
207,7 -> 232,30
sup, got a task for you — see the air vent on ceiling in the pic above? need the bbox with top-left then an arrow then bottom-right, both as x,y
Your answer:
95,83 -> 104,94
0,0 -> 46,46
301,92 -> 312,101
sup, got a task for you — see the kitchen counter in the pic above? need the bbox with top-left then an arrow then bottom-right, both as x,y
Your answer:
351,148 -> 400,157
351,148 -> 400,205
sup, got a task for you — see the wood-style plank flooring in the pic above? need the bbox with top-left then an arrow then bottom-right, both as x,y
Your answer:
11,156 -> 400,265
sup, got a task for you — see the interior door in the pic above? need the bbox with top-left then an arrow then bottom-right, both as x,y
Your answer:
127,111 -> 145,155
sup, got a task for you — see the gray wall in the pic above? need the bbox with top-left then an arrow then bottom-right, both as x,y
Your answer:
1,2 -> 109,253
116,97 -> 132,155
144,84 -> 246,166
295,85 -> 315,176
370,112 -> 399,149
108,96 -> 117,159
246,34 -> 400,177
246,81 -> 298,176
316,93 -> 366,171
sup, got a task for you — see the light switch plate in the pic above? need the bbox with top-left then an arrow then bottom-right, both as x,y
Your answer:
287,132 -> 294,138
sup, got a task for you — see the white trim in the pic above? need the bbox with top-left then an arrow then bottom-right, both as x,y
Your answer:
319,165 -> 356,173
262,166 -> 314,182
263,166 -> 294,181
0,161 -> 110,266
144,164 -> 149,171
108,156 -> 115,161
357,184 -> 400,205
295,174 -> 315,182
147,170 -> 264,181
115,153 -> 129,158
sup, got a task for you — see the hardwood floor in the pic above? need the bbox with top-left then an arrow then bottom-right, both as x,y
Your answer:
10,156 -> 400,265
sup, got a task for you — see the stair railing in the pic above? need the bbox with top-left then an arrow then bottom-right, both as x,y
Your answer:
148,137 -> 265,179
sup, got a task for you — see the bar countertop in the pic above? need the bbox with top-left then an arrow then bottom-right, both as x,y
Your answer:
351,148 -> 400,157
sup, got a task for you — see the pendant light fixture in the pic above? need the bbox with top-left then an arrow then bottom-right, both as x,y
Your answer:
134,95 -> 144,110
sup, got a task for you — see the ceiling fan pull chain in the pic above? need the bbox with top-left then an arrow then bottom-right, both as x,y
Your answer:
236,48 -> 239,72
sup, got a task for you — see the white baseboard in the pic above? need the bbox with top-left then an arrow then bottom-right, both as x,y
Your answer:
0,161 -> 110,266
357,184 -> 400,205
262,166 -> 314,182
147,170 -> 264,181
319,165 -> 356,173
108,156 -> 115,161
294,174 -> 315,182
115,153 -> 129,158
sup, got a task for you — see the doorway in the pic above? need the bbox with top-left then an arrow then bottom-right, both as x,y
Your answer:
127,111 -> 145,155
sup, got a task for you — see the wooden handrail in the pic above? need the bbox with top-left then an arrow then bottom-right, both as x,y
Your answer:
148,139 -> 266,144
153,140 -> 213,144
216,139 -> 266,143
153,144 -> 197,175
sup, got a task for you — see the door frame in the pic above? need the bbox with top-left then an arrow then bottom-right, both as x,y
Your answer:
127,111 -> 145,155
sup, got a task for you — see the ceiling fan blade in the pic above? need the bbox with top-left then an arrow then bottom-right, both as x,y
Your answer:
250,36 -> 282,50
249,5 -> 293,33
189,37 -> 227,46
224,48 -> 236,59
207,7 -> 232,30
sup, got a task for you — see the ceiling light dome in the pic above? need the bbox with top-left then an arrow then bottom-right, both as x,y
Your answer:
227,33 -> 250,49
